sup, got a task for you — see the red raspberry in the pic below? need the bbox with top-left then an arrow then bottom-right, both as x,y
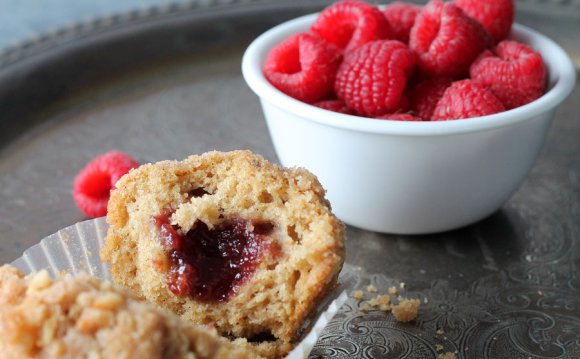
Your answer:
375,113 -> 423,121
396,93 -> 412,113
409,0 -> 492,78
382,2 -> 422,43
73,150 -> 139,218
432,79 -> 505,120
455,0 -> 514,43
314,99 -> 357,115
470,40 -> 546,110
335,40 -> 415,117
310,0 -> 391,53
411,77 -> 453,120
264,33 -> 341,103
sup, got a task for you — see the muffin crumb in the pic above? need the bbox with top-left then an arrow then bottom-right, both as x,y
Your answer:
367,297 -> 380,308
366,284 -> 378,293
377,294 -> 390,305
392,298 -> 420,322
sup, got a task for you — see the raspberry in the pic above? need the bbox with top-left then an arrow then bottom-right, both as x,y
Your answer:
411,77 -> 453,120
382,2 -> 422,43
314,99 -> 357,115
455,0 -> 514,43
396,93 -> 412,113
310,0 -> 391,52
409,0 -> 492,78
73,150 -> 139,218
375,113 -> 423,121
470,40 -> 546,110
432,79 -> 505,120
335,40 -> 415,117
264,33 -> 342,103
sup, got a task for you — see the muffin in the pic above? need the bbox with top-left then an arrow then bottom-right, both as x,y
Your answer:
0,265 -> 258,359
100,150 -> 345,355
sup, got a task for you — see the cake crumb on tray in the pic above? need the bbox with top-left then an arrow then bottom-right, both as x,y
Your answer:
392,298 -> 421,322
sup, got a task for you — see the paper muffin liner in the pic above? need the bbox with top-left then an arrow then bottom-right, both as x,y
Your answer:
11,218 -> 351,359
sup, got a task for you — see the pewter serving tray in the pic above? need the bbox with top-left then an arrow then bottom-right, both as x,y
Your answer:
0,1 -> 579,357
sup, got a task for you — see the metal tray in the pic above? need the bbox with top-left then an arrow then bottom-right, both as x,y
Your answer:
0,1 -> 578,357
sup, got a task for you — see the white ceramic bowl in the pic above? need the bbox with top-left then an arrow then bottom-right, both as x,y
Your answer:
241,13 -> 576,234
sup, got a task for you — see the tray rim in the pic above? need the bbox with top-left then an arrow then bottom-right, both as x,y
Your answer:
0,0 -> 335,70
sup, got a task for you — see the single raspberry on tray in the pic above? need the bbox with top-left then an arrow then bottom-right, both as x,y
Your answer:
432,79 -> 505,120
382,1 -> 422,43
455,0 -> 514,43
409,0 -> 492,78
264,33 -> 342,103
470,40 -> 546,110
73,150 -> 139,218
313,99 -> 357,115
375,113 -> 423,121
411,77 -> 453,120
310,0 -> 391,52
335,40 -> 415,117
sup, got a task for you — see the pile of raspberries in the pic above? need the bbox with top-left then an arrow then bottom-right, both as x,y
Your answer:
263,0 -> 546,121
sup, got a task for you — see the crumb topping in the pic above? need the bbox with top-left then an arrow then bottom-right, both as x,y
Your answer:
0,265 -> 259,359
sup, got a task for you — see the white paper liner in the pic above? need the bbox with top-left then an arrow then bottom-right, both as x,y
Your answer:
11,218 -> 350,359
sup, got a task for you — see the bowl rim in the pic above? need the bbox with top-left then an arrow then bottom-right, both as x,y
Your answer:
242,12 -> 577,136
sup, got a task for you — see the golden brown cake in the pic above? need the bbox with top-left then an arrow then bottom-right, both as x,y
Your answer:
100,150 -> 345,356
0,265 -> 259,359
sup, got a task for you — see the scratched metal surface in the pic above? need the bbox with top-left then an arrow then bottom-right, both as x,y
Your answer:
0,1 -> 578,357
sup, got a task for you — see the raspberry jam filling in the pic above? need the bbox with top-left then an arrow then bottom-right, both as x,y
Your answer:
153,215 -> 276,302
